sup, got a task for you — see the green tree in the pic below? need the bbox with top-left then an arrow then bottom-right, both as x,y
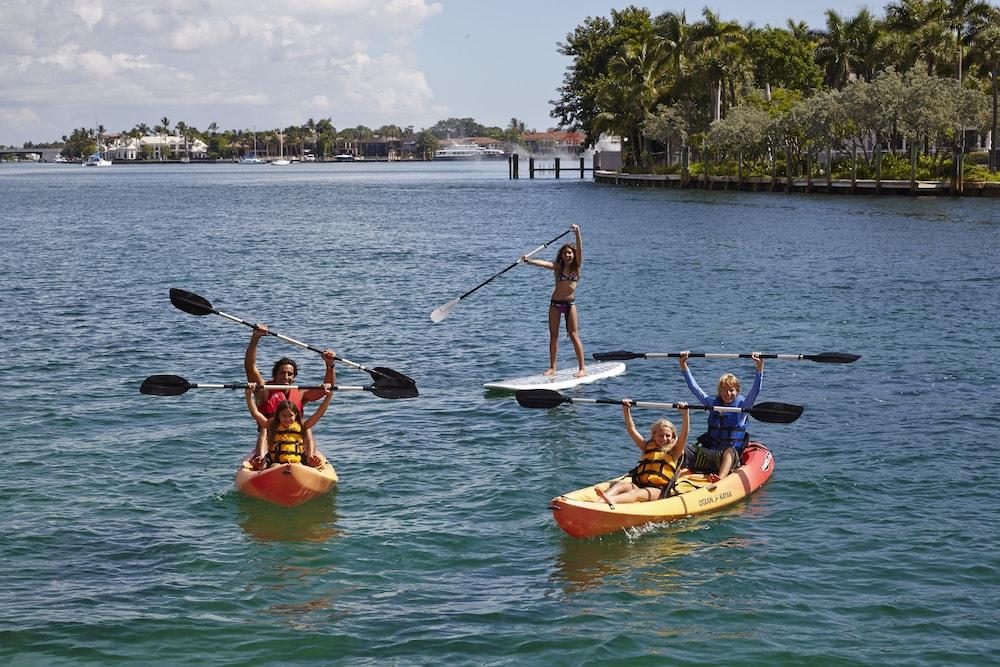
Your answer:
551,7 -> 657,146
967,9 -> 1000,170
746,26 -> 823,99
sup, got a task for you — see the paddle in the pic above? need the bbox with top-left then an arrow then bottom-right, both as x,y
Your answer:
430,228 -> 572,323
169,288 -> 416,388
140,374 -> 418,399
592,350 -> 860,364
514,389 -> 803,424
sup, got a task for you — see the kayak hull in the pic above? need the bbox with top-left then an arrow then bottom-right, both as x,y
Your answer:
550,442 -> 774,538
235,452 -> 338,507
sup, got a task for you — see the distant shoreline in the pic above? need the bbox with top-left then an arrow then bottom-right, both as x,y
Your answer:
594,170 -> 1000,198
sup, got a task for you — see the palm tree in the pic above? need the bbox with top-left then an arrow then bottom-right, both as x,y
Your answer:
967,11 -> 1000,170
655,10 -> 691,75
689,8 -> 746,121
884,0 -> 951,75
605,35 -> 675,164
944,0 -> 992,81
814,10 -> 856,88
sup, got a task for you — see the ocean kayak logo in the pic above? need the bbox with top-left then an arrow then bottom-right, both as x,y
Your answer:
698,489 -> 733,508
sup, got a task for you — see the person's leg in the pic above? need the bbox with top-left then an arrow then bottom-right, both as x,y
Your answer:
565,305 -> 586,377
545,305 -> 561,375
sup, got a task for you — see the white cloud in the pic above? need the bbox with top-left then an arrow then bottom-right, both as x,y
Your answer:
71,0 -> 105,28
0,0 -> 446,143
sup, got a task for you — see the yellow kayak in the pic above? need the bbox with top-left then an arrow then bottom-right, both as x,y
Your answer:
550,442 -> 774,538
235,452 -> 338,507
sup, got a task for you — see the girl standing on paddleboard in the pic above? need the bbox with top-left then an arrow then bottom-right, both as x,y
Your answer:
521,224 -> 586,377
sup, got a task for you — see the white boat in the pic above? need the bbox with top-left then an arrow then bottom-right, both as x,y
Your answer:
83,152 -> 112,167
434,143 -> 506,161
83,129 -> 112,166
240,132 -> 265,164
334,153 -> 356,162
271,135 -> 290,165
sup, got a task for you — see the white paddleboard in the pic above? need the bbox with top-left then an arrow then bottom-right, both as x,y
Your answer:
483,361 -> 626,392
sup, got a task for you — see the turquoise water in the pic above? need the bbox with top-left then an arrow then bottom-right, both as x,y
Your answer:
1,162 -> 998,665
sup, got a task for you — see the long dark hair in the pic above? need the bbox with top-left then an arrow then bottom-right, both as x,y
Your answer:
554,243 -> 580,274
267,399 -> 302,437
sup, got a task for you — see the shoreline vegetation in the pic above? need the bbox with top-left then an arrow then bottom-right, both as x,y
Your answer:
553,1 -> 1000,188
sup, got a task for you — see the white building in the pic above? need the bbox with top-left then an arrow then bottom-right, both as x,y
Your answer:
105,134 -> 209,161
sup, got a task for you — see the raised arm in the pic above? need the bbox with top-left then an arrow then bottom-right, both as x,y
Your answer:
623,401 -> 645,449
679,351 -> 711,407
244,325 -> 267,403
673,403 -> 690,460
302,384 -> 333,430
571,224 -> 582,266
303,350 -> 336,402
744,352 -> 765,406
244,384 -> 268,429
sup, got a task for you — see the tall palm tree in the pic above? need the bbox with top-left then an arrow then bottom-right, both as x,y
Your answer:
967,10 -> 1000,170
944,0 -> 992,81
690,8 -> 746,121
655,10 -> 690,76
605,35 -> 676,164
885,0 -> 952,75
814,10 -> 856,88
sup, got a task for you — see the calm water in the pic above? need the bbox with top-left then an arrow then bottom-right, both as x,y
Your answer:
1,161 -> 998,665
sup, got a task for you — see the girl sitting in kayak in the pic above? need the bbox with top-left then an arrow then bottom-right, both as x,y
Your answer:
596,400 -> 689,505
244,383 -> 333,470
521,224 -> 586,377
679,351 -> 764,481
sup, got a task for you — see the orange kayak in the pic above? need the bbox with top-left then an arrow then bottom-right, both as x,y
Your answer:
550,442 -> 774,538
235,452 -> 338,507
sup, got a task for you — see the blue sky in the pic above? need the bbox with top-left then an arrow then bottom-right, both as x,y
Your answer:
0,1 -> 971,145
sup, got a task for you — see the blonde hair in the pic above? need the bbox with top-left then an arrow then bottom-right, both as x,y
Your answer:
649,418 -> 676,441
717,373 -> 740,395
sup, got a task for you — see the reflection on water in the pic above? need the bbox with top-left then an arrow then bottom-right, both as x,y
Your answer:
236,491 -> 342,543
551,490 -> 777,595
552,523 -> 697,594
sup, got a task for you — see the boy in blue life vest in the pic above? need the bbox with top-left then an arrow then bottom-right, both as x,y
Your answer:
678,350 -> 764,482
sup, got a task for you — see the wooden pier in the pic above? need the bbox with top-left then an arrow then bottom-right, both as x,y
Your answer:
508,155 -> 592,179
593,170 -> 1000,197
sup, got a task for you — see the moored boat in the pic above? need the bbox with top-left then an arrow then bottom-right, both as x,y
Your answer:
235,451 -> 338,507
434,143 -> 506,160
550,441 -> 774,538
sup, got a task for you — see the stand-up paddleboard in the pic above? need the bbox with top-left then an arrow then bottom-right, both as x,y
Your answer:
484,361 -> 626,392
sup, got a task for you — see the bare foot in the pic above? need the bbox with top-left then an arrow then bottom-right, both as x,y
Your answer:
543,367 -> 557,377
575,368 -> 587,378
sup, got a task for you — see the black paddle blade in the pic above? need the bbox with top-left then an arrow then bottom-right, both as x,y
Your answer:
169,288 -> 215,316
140,374 -> 191,396
367,383 -> 419,399
592,350 -> 643,361
749,401 -> 804,424
515,389 -> 570,409
803,352 -> 861,364
369,366 -> 417,389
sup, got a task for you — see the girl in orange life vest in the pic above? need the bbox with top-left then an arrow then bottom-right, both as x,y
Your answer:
521,224 -> 586,378
596,400 -> 690,506
244,383 -> 333,469
244,323 -> 336,418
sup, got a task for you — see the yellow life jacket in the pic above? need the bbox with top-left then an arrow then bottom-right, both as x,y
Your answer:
270,421 -> 304,464
632,443 -> 678,488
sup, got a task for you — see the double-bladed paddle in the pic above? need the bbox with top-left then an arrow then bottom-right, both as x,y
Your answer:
169,288 -> 416,390
514,389 -> 803,424
140,374 -> 418,400
430,228 -> 572,323
592,350 -> 860,364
